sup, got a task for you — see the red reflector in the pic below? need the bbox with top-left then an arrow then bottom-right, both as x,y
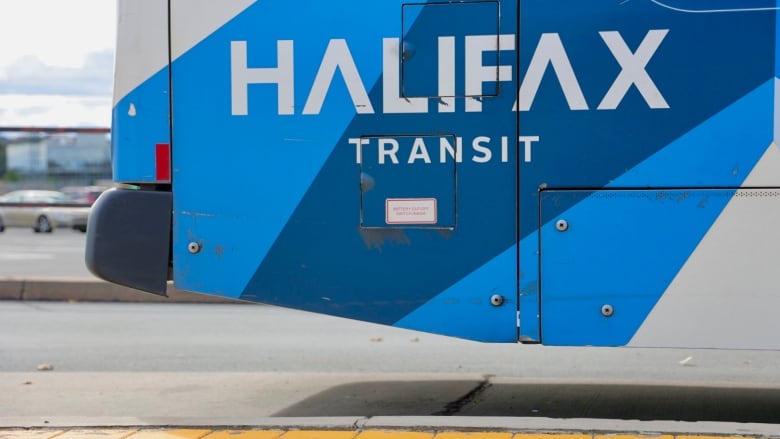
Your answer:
155,143 -> 171,181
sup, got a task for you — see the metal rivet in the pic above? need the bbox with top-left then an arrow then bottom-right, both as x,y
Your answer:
188,242 -> 201,254
601,304 -> 614,317
490,294 -> 505,307
555,219 -> 569,232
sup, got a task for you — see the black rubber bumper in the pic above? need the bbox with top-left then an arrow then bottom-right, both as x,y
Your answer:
85,188 -> 172,295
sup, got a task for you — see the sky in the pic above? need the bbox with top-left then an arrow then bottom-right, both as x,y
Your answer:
0,0 -> 116,127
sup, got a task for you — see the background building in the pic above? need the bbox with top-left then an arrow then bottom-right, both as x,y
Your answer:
0,130 -> 111,193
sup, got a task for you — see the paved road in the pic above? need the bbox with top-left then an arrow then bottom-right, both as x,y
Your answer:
0,227 -> 92,278
3,301 -> 780,380
3,301 -> 780,432
3,231 -> 780,434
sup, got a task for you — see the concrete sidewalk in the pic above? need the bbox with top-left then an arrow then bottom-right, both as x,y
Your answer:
0,278 -> 244,304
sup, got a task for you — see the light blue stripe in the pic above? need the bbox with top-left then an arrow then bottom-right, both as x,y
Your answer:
171,1 -> 426,296
539,80 -> 774,346
394,245 -> 518,342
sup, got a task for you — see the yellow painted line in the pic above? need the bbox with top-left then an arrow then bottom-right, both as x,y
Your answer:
0,431 -> 64,439
677,437 -> 757,439
675,434 -> 758,439
516,435 -> 590,439
280,431 -> 358,439
125,430 -> 212,439
436,433 -> 512,439
56,429 -> 138,438
356,432 -> 434,439
0,431 -> 767,439
595,436 -> 674,439
204,431 -> 285,439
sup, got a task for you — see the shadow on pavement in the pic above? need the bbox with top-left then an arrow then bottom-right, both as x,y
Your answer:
274,381 -> 780,423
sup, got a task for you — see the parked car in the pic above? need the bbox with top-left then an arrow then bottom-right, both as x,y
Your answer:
0,190 -> 91,233
59,185 -> 110,206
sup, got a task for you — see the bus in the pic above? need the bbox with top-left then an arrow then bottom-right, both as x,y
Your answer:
87,0 -> 780,348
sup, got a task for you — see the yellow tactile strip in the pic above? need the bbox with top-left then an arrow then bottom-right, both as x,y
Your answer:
0,430 -> 759,439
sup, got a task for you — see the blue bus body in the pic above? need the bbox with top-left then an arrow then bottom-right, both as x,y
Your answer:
87,0 -> 780,348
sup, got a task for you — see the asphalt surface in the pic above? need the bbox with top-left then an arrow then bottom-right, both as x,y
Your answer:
4,301 -> 780,433
0,227 -> 238,302
4,301 -> 780,381
3,227 -> 780,436
0,227 -> 92,278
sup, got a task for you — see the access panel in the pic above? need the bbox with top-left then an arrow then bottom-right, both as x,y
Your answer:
401,1 -> 503,98
539,189 -> 780,349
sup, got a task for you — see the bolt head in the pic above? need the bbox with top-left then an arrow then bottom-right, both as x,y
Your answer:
490,294 -> 505,307
555,219 -> 569,232
188,242 -> 201,254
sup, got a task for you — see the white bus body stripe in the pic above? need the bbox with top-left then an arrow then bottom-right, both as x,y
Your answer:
171,0 -> 257,61
629,143 -> 780,349
114,0 -> 169,105
114,0 -> 257,105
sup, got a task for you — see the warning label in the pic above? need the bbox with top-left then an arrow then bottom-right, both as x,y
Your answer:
386,198 -> 437,224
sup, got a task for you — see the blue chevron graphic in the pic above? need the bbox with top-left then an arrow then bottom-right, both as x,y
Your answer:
104,0 -> 778,343
539,80 -> 774,346
170,2 -> 427,296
